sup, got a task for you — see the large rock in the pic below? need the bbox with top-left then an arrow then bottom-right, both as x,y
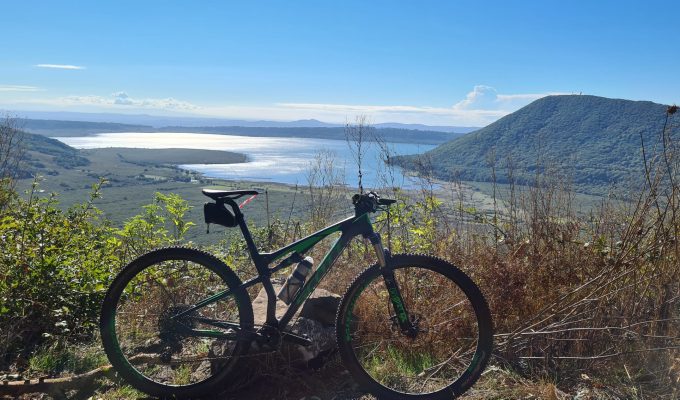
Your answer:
220,283 -> 342,393
299,288 -> 341,327
251,284 -> 340,367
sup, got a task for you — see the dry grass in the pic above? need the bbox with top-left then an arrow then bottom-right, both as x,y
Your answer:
386,106 -> 680,397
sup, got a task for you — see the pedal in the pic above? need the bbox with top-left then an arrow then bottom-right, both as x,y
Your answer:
281,331 -> 313,347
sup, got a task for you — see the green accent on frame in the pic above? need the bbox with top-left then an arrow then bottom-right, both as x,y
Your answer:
388,287 -> 409,324
294,234 -> 345,306
268,219 -> 346,262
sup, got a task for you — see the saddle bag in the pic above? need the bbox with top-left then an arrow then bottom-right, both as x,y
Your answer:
204,202 -> 237,228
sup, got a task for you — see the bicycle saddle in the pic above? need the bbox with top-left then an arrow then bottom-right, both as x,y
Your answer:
202,188 -> 259,201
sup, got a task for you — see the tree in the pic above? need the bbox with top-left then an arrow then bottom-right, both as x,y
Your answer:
0,114 -> 25,210
344,115 -> 375,193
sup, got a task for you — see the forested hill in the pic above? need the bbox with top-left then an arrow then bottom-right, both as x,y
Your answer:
18,131 -> 90,178
394,95 -> 675,194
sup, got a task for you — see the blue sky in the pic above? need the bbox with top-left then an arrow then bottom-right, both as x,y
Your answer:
1,0 -> 678,126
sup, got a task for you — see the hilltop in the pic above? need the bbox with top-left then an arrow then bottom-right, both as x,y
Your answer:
394,95 -> 675,194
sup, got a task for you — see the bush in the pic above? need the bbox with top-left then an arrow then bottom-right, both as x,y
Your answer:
115,192 -> 195,263
0,180 -> 120,361
0,182 -> 202,367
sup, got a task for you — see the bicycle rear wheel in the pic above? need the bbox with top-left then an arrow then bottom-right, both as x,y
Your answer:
100,247 -> 253,399
336,254 -> 492,399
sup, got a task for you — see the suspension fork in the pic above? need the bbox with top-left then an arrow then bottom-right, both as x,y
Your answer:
365,232 -> 417,337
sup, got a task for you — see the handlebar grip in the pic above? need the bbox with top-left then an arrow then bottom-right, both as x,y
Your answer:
377,198 -> 397,205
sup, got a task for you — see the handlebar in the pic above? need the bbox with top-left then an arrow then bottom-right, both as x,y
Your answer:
352,192 -> 396,215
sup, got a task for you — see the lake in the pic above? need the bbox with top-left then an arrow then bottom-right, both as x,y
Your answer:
56,132 -> 435,188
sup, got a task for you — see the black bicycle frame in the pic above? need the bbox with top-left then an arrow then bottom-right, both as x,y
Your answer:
174,195 -> 413,338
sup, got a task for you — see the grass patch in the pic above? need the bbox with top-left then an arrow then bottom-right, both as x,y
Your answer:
174,364 -> 193,385
364,345 -> 437,386
28,343 -> 108,375
88,147 -> 247,165
95,384 -> 145,400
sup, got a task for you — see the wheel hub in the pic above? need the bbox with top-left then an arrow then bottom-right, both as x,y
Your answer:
390,314 -> 423,339
158,304 -> 196,342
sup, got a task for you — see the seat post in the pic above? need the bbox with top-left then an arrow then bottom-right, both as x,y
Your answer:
223,197 -> 265,270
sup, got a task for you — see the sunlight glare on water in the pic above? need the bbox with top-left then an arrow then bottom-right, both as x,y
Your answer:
57,132 -> 435,187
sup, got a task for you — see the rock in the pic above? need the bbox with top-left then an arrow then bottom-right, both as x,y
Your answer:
251,278 -> 289,326
283,317 -> 335,366
250,284 -> 339,366
284,288 -> 340,367
218,284 -> 341,394
299,288 -> 341,327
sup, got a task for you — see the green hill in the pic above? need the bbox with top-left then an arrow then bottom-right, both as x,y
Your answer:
19,131 -> 90,177
394,95 -> 675,194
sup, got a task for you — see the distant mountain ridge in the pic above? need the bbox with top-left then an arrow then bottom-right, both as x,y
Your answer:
156,125 -> 462,144
12,110 -> 479,133
18,119 -> 154,137
394,95 -> 676,194
19,119 -> 466,145
374,123 -> 478,133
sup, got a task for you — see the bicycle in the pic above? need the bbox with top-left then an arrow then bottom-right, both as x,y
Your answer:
100,189 -> 492,399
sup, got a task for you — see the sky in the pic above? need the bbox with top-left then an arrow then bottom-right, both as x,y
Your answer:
1,0 -> 678,127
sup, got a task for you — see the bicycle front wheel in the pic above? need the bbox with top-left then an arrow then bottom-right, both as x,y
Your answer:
336,254 -> 492,399
100,247 -> 254,399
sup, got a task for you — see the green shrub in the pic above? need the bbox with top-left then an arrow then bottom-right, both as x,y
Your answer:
0,179 -> 120,358
115,192 -> 195,263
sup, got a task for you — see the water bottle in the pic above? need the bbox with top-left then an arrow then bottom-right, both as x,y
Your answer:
277,256 -> 314,304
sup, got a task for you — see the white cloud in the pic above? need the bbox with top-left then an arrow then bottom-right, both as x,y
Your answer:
1,85 -> 566,126
454,85 -> 500,110
138,97 -> 198,111
60,95 -> 111,105
57,92 -> 199,111
454,85 -> 568,112
0,85 -> 41,92
272,85 -> 563,126
112,91 -> 133,105
34,64 -> 85,70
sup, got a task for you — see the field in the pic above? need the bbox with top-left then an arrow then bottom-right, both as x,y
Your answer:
88,147 -> 247,165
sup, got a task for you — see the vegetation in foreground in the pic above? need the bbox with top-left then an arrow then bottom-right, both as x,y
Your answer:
1,108 -> 679,399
